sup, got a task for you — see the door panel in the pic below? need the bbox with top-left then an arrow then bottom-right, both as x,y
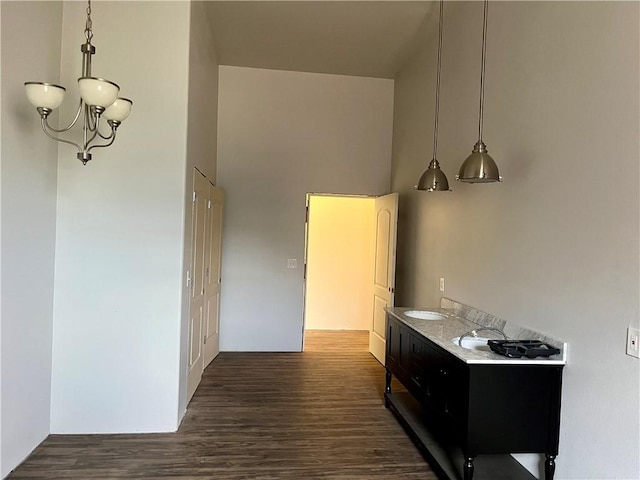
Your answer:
187,170 -> 209,402
372,296 -> 387,338
189,305 -> 203,366
369,193 -> 398,364
204,185 -> 224,367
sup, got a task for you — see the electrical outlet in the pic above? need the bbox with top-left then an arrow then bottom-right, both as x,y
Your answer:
287,259 -> 297,269
627,327 -> 639,358
439,277 -> 445,292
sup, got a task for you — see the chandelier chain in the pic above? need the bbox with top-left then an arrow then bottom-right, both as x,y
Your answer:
84,0 -> 93,44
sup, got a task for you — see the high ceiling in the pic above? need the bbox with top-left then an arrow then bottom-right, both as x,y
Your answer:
205,1 -> 435,79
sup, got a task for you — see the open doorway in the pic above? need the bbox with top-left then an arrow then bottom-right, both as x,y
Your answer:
303,194 -> 376,351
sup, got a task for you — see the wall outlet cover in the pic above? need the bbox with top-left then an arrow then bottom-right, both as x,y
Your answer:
627,327 -> 639,358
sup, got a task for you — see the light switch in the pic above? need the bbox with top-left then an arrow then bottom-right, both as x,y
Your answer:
287,259 -> 297,269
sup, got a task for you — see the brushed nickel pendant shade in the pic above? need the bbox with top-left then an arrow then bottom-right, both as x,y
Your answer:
457,0 -> 502,183
416,0 -> 450,192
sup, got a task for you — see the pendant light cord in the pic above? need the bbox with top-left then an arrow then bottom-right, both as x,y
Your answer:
477,0 -> 489,144
432,0 -> 444,161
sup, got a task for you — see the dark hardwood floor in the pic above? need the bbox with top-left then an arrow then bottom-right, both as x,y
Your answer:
8,331 -> 435,479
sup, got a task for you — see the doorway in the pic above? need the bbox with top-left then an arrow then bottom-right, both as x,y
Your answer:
303,194 -> 376,344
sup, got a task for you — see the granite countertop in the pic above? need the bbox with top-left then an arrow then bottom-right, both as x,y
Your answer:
385,302 -> 567,366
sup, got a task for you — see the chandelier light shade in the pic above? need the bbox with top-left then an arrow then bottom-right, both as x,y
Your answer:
416,0 -> 450,192
457,0 -> 502,183
77,77 -> 120,108
103,98 -> 133,122
24,0 -> 132,165
25,83 -> 67,110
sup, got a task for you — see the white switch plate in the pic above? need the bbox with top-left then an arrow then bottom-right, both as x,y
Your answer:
287,259 -> 297,269
439,277 -> 445,292
627,327 -> 639,358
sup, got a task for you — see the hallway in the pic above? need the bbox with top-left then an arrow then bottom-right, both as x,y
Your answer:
7,331 -> 435,479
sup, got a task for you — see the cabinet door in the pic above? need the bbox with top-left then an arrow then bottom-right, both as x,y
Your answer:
423,342 -> 446,410
386,317 -> 400,371
408,334 -> 426,397
466,365 -> 562,455
442,356 -> 468,427
423,343 -> 468,426
386,316 -> 409,381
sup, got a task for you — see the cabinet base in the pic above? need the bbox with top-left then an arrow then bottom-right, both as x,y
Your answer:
385,391 -> 536,480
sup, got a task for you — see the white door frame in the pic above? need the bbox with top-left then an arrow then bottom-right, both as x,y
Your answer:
302,192 -> 377,350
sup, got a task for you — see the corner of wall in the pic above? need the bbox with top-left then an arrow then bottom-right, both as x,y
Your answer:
1,1 -> 63,475
179,0 -> 221,417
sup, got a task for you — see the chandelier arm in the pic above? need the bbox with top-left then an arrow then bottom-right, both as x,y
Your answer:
87,130 -> 117,152
87,111 -> 97,132
91,114 -> 114,140
45,99 -> 84,133
97,126 -> 115,140
83,123 -> 100,149
86,107 -> 101,133
41,117 -> 82,151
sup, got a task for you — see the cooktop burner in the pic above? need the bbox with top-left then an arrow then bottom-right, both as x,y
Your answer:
488,340 -> 560,359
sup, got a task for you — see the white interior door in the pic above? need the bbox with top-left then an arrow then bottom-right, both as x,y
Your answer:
204,184 -> 224,367
369,192 -> 398,364
187,170 -> 209,402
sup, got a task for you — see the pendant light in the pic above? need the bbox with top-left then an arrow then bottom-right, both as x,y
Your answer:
24,0 -> 133,165
416,0 -> 450,192
457,0 -> 502,183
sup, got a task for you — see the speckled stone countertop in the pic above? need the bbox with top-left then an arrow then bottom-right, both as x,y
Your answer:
385,298 -> 567,365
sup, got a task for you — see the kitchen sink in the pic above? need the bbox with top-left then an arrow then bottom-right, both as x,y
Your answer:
451,336 -> 492,351
404,310 -> 447,321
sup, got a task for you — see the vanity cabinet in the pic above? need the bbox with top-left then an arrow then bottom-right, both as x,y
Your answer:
385,315 -> 563,480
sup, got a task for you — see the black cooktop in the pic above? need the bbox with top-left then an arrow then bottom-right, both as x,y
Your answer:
488,340 -> 560,359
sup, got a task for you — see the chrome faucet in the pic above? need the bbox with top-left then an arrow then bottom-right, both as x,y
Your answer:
458,327 -> 507,347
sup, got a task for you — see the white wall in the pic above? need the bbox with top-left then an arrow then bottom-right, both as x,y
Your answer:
178,0 -> 219,419
0,2 -> 61,476
50,1 -> 190,433
391,2 -> 639,478
217,67 -> 393,351
305,196 -> 374,330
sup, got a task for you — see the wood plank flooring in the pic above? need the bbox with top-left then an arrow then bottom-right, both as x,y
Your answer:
7,331 -> 436,479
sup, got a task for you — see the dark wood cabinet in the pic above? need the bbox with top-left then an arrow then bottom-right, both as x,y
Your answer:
385,315 -> 563,480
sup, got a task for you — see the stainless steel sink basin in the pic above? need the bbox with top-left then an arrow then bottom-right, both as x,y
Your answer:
451,337 -> 491,351
404,310 -> 447,321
